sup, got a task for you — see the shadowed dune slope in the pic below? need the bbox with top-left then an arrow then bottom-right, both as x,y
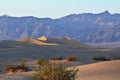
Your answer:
76,60 -> 120,80
17,37 -> 57,45
17,36 -> 92,49
44,36 -> 92,49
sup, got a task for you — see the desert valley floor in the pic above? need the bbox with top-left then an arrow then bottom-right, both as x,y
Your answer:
0,36 -> 120,80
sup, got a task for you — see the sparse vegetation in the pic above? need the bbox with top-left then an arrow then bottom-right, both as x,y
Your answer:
5,65 -> 16,73
93,56 -> 111,61
4,60 -> 30,73
33,63 -> 78,80
20,60 -> 26,67
112,55 -> 120,60
50,56 -> 63,60
112,56 -> 120,60
66,56 -> 76,61
37,59 -> 49,66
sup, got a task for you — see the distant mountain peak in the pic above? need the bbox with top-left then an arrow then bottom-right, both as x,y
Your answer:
0,15 -> 10,17
99,10 -> 111,15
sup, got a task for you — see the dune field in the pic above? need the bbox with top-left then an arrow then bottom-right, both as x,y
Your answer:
0,37 -> 120,80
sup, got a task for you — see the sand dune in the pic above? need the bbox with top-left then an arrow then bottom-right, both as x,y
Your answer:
0,36 -> 92,49
38,36 -> 47,41
0,72 -> 34,80
17,37 -> 57,45
76,60 -> 120,80
0,60 -> 120,80
45,36 -> 91,48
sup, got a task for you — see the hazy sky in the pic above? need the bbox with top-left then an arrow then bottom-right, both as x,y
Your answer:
0,0 -> 120,18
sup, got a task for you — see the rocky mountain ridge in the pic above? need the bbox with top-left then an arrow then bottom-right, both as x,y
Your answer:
0,11 -> 120,43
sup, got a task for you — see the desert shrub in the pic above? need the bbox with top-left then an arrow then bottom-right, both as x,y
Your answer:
50,56 -> 63,60
37,59 -> 49,66
33,63 -> 78,80
93,56 -> 110,61
15,65 -> 30,72
66,56 -> 76,61
20,60 -> 26,67
4,65 -> 16,73
4,61 -> 30,73
18,60 -> 30,72
112,56 -> 120,60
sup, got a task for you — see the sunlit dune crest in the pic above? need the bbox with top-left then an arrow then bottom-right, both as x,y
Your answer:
57,36 -> 72,40
38,36 -> 47,41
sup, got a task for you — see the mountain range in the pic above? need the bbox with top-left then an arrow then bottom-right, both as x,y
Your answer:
0,11 -> 120,43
